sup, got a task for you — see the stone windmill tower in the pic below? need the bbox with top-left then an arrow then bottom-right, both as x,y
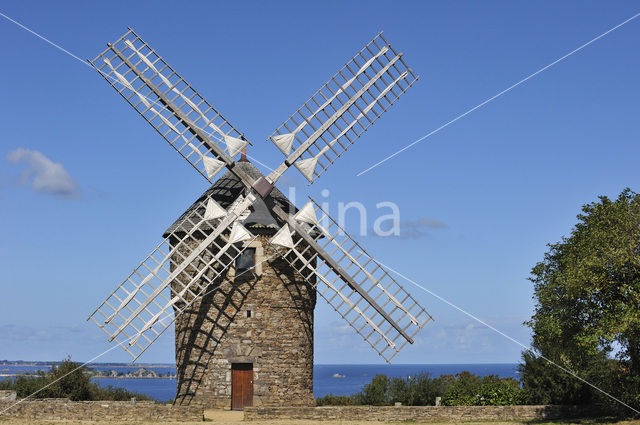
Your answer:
165,155 -> 316,408
87,29 -> 433,410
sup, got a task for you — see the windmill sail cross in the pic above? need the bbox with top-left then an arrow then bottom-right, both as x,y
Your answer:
88,29 -> 431,368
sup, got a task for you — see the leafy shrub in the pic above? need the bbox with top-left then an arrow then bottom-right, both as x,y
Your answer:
0,378 -> 11,390
440,372 -> 481,406
389,373 -> 444,406
89,384 -> 153,402
10,374 -> 46,398
440,373 -> 527,406
475,376 -> 526,406
316,393 -> 358,406
316,371 -> 526,407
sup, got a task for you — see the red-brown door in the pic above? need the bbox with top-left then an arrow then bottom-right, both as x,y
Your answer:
231,363 -> 253,410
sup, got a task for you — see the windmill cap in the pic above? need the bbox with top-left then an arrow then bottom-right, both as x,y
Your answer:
163,161 -> 296,238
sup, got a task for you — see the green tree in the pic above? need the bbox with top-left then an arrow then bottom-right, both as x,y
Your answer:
356,374 -> 390,405
387,373 -> 442,406
523,189 -> 640,410
49,358 -> 93,401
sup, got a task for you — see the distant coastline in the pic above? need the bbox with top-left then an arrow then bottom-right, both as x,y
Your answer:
0,361 -> 176,380
0,360 -> 175,368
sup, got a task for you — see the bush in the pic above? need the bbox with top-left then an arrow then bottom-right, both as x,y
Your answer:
440,372 -> 527,406
440,372 -> 481,406
89,384 -> 153,402
316,371 -> 526,407
316,393 -> 358,406
11,372 -> 55,399
475,376 -> 526,406
389,373 -> 444,406
0,377 -> 11,390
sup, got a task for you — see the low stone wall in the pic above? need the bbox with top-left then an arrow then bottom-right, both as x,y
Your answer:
0,399 -> 203,422
0,390 -> 16,401
244,405 -> 606,422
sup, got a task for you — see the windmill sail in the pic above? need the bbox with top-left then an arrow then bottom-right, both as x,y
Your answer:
87,196 -> 257,360
89,29 -> 248,184
268,33 -> 418,183
269,200 -> 432,362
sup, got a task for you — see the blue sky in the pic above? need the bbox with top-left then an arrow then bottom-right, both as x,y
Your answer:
1,1 -> 638,365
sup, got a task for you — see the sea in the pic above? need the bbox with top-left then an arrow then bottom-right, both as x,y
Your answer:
1,363 -> 519,403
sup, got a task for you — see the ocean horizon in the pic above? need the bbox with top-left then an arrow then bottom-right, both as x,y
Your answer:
1,362 -> 519,402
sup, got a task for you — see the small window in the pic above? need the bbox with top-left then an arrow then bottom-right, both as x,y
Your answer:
235,248 -> 256,274
246,310 -> 252,318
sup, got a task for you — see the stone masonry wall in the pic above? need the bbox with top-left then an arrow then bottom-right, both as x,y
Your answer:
244,405 -> 607,422
0,390 -> 16,401
172,232 -> 316,408
0,399 -> 203,421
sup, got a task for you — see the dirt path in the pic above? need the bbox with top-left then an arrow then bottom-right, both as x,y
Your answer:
1,409 -> 639,425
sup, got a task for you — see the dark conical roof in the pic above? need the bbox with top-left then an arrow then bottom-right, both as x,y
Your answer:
163,161 -> 295,237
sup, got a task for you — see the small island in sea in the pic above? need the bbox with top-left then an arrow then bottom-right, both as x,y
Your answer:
88,367 -> 177,380
0,361 -> 176,380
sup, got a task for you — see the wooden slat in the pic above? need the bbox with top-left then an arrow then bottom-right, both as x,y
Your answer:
267,33 -> 418,184
89,29 -> 257,189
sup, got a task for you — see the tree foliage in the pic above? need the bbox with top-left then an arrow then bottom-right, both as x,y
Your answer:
523,189 -> 640,411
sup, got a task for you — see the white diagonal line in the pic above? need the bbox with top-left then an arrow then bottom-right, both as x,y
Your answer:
246,155 -> 276,172
371,254 -> 640,415
357,11 -> 640,177
0,11 -> 88,64
0,11 -> 156,110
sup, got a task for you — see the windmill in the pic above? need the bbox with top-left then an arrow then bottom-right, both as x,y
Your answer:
87,29 -> 433,409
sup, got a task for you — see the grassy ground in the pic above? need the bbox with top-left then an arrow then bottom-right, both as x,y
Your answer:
0,410 -> 638,424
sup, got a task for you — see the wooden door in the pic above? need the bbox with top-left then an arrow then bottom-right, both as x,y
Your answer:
231,363 -> 253,410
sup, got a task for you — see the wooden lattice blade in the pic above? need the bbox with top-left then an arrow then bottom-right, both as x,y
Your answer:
268,33 -> 418,184
87,195 -> 257,361
268,200 -> 432,362
89,29 -> 249,183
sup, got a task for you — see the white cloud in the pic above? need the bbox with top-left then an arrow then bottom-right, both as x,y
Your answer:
397,217 -> 447,238
6,148 -> 79,198
330,321 -> 354,336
